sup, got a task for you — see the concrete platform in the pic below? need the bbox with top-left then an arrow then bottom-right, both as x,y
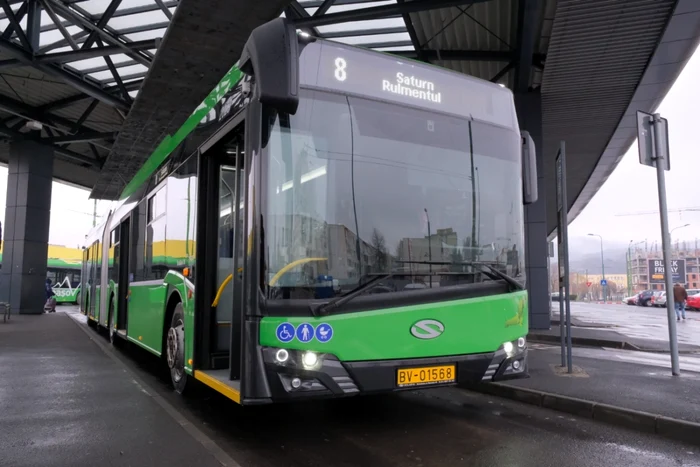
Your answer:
529,325 -> 700,353
469,347 -> 700,445
0,313 -> 226,467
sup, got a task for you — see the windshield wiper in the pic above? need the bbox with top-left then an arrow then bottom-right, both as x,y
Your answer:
394,260 -> 524,292
310,273 -> 394,317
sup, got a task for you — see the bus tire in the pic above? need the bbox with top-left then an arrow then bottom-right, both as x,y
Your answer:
75,291 -> 81,307
166,303 -> 187,394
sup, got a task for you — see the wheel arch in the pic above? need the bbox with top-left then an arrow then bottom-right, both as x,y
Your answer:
162,287 -> 183,358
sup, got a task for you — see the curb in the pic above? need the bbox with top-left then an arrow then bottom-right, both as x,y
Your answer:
469,382 -> 700,446
527,333 -> 641,351
528,333 -> 700,355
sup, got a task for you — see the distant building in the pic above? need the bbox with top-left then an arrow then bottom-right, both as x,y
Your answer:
629,246 -> 700,291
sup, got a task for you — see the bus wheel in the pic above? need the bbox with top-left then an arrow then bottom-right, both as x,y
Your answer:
166,303 -> 187,394
75,292 -> 81,307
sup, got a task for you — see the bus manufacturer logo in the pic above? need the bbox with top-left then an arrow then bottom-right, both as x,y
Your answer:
410,319 -> 445,340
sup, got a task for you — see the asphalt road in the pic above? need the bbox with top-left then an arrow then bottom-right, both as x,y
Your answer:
554,301 -> 700,345
61,308 -> 700,467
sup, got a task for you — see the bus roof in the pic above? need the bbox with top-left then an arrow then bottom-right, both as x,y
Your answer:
119,34 -> 518,202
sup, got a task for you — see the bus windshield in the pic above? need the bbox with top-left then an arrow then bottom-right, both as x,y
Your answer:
263,89 -> 525,301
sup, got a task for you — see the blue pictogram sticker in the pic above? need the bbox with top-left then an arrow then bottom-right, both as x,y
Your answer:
276,322 -> 295,343
315,323 -> 333,343
296,322 -> 315,343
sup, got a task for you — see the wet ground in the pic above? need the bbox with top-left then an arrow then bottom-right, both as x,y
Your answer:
60,308 -> 700,467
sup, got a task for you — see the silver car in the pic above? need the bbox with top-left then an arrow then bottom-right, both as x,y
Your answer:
654,291 -> 666,307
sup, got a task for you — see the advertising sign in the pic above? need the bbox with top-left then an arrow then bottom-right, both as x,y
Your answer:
648,259 -> 686,285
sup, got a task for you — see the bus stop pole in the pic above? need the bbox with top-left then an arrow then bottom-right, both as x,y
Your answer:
653,113 -> 680,376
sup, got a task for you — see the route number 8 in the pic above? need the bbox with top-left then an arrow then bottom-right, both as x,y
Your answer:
334,57 -> 347,82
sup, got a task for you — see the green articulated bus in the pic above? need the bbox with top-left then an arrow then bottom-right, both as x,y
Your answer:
81,18 -> 538,405
0,248 -> 82,303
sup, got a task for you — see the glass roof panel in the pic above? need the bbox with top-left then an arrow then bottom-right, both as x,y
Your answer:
374,45 -> 415,52
39,25 -> 82,46
305,1 -> 397,16
316,17 -> 406,34
122,27 -> 168,42
333,32 -> 411,46
89,63 -> 148,82
108,9 -> 168,30
67,53 -> 134,71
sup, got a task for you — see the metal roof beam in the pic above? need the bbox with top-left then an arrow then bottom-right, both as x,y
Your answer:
392,49 -> 512,61
81,0 -> 121,50
312,0 -> 336,16
71,98 -> 98,133
514,0 -> 542,92
0,91 -> 98,134
2,1 -> 26,40
96,38 -> 132,103
293,0 -> 492,28
115,21 -> 169,35
286,1 -> 320,37
391,49 -> 546,64
40,0 -> 79,50
0,37 -> 130,111
396,0 -> 426,62
46,130 -> 116,144
301,0 -> 383,6
37,30 -> 89,54
40,39 -> 157,63
0,39 -> 158,69
154,0 -> 173,19
26,0 -> 41,51
320,26 -> 405,39
490,61 -> 515,82
0,0 -> 32,51
44,0 -> 151,67
20,0 -> 178,34
79,58 -> 137,75
37,79 -> 142,112
0,123 -> 101,167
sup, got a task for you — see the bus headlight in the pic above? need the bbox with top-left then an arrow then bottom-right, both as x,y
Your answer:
275,348 -> 289,363
302,351 -> 319,368
503,341 -> 514,356
502,337 -> 526,357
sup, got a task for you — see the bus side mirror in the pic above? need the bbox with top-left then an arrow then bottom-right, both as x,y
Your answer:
521,131 -> 538,205
239,17 -> 299,115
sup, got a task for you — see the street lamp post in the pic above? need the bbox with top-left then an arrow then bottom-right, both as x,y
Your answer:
588,234 -> 605,302
627,240 -> 633,297
671,224 -> 690,243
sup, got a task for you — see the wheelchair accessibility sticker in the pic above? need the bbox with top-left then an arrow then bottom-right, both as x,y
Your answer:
275,322 -> 295,343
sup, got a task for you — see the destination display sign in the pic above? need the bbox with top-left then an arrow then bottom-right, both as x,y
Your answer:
298,40 -> 517,129
648,258 -> 686,285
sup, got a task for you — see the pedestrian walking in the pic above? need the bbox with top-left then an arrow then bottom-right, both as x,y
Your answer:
673,282 -> 688,321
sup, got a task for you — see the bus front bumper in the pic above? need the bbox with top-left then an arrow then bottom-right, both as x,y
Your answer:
260,342 -> 528,401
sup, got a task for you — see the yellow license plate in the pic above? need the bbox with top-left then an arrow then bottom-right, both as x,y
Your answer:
396,364 -> 456,388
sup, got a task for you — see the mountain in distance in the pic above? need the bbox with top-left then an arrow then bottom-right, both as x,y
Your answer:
550,236 -> 631,275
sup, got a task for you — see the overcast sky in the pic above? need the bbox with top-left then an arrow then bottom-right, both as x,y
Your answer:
568,44 -> 700,252
0,44 -> 698,251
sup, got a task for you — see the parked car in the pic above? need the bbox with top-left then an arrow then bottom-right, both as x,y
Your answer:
654,291 -> 666,307
686,292 -> 700,311
636,290 -> 655,307
623,294 -> 638,305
